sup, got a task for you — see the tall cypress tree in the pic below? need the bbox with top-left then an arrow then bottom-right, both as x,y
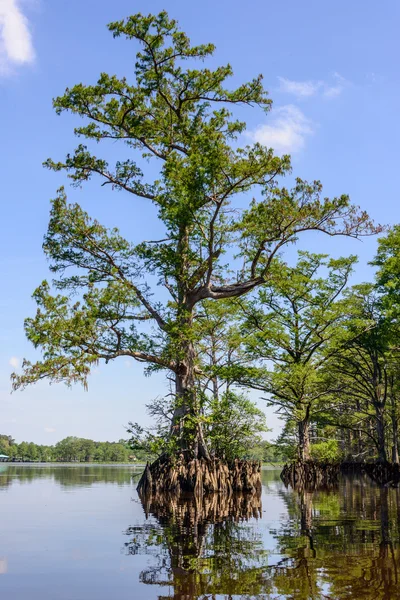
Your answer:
13,12 -> 378,487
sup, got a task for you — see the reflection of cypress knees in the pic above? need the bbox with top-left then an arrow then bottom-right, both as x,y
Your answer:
280,461 -> 339,491
137,454 -> 262,495
340,461 -> 365,474
341,461 -> 400,486
138,488 -> 262,525
364,462 -> 400,486
128,490 -> 264,598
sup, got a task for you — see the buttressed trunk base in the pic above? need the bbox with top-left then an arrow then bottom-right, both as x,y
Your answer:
137,454 -> 262,496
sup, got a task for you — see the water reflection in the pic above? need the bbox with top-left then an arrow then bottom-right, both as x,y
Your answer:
126,490 -> 269,598
127,472 -> 400,600
1,466 -> 400,599
274,476 -> 400,598
0,464 -> 138,489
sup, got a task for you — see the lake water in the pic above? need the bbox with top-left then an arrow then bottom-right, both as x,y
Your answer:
0,465 -> 399,599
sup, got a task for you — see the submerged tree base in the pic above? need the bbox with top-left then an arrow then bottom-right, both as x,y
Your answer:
280,460 -> 340,491
340,461 -> 400,486
362,462 -> 400,487
138,487 -> 262,525
136,454 -> 262,495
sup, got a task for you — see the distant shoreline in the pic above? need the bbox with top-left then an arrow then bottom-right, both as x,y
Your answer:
0,462 -> 146,467
0,462 -> 283,469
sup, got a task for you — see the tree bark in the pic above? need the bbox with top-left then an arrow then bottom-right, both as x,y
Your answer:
357,429 -> 363,460
298,418 -> 311,462
375,409 -> 387,463
171,334 -> 210,460
390,393 -> 399,464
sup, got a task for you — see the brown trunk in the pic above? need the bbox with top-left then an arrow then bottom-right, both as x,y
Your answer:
371,358 -> 388,463
347,429 -> 353,460
298,417 -> 311,462
390,393 -> 399,464
393,443 -> 399,465
172,224 -> 211,461
171,328 -> 210,460
368,420 -> 375,459
375,409 -> 387,463
210,333 -> 219,403
357,429 -> 363,459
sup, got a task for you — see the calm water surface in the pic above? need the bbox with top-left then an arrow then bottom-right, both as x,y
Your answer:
0,465 -> 399,599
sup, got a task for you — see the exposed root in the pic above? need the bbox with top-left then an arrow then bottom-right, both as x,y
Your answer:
136,454 -> 262,495
280,460 -> 339,491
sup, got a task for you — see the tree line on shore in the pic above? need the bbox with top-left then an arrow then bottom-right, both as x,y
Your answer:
0,434 -> 134,463
0,433 -> 284,464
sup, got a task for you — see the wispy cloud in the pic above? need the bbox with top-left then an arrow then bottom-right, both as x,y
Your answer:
278,76 -> 323,98
0,0 -> 35,74
249,105 -> 314,154
44,427 -> 56,433
278,73 -> 348,99
9,356 -> 19,369
323,72 -> 347,98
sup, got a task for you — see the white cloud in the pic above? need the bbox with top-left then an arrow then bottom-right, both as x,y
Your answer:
0,0 -> 35,74
44,427 -> 56,433
278,73 -> 348,99
278,76 -> 323,98
323,72 -> 347,98
9,356 -> 19,369
249,105 -> 314,154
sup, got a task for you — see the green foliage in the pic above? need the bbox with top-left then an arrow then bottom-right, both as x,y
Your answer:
12,10 -> 378,457
205,390 -> 269,460
256,440 -> 286,463
0,435 -> 14,456
0,434 -> 133,463
128,390 -> 269,461
373,225 -> 400,300
319,283 -> 400,462
311,439 -> 341,463
237,251 -> 364,459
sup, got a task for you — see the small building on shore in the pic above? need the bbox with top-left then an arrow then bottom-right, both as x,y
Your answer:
0,454 -> 9,462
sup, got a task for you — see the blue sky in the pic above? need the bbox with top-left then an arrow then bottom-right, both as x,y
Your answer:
0,0 -> 399,444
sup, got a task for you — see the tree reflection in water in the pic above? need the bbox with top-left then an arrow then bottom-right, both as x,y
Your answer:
274,477 -> 400,599
127,475 -> 400,600
125,491 -> 273,599
0,464 -> 136,489
7,466 -> 399,598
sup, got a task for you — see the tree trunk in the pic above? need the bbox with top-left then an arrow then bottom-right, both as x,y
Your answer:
357,429 -> 363,460
298,418 -> 311,462
139,328 -> 262,494
375,409 -> 387,463
368,420 -> 375,459
171,333 -> 210,460
391,395 -> 399,464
